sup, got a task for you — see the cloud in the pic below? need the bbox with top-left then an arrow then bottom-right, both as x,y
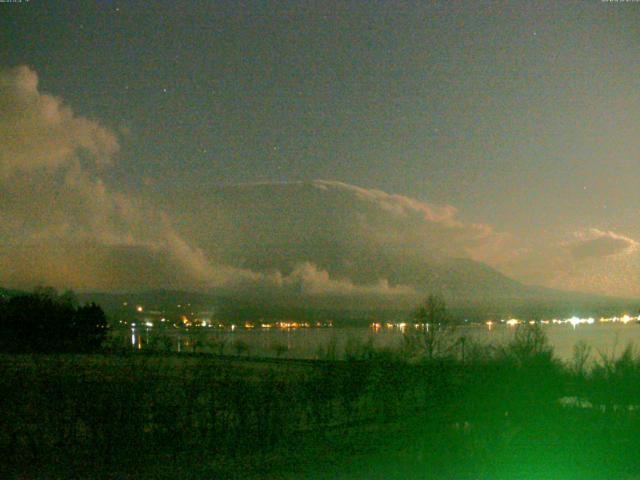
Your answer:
501,229 -> 640,298
6,67 -> 640,300
569,229 -> 638,260
311,180 -> 503,263
0,66 -> 118,178
155,180 -> 517,299
0,66 -> 223,291
256,262 -> 416,296
166,180 -> 512,273
0,66 -> 419,296
314,180 -> 458,223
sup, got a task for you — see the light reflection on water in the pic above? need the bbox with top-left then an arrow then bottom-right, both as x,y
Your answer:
124,323 -> 640,362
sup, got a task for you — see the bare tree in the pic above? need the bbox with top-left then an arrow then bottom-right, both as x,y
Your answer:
405,294 -> 456,360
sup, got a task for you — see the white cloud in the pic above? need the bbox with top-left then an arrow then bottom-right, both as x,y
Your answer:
0,66 -> 418,296
312,180 -> 513,265
158,180 -> 518,298
0,66 -> 118,178
176,179 -> 511,267
0,66 -> 223,291
569,229 -> 638,260
501,228 -> 640,298
263,262 -> 415,296
5,67 -> 640,300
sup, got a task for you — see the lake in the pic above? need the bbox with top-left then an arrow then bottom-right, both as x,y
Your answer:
123,321 -> 640,362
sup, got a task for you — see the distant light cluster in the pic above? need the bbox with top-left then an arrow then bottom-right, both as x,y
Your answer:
367,314 -> 640,332
486,314 -> 639,329
122,312 -> 334,331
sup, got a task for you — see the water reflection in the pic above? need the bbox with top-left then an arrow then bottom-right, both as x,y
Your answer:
120,315 -> 640,362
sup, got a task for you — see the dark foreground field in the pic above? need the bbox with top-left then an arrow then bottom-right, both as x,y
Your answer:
3,333 -> 640,479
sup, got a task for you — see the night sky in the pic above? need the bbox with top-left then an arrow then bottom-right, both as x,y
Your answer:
2,1 -> 640,298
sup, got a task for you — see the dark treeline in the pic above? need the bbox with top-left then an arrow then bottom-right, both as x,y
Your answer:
0,288 -> 107,353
